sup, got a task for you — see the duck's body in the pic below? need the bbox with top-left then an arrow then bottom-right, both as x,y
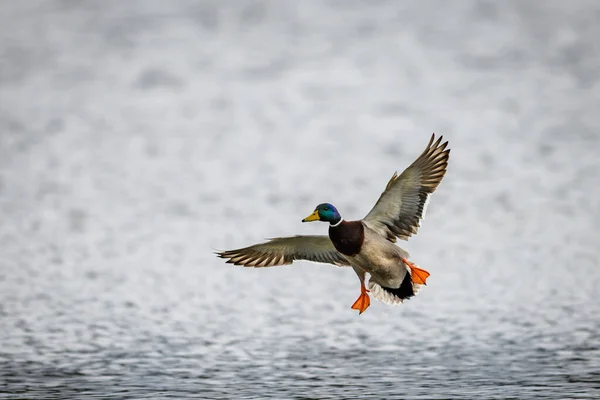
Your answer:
327,218 -> 427,311
329,220 -> 405,286
217,134 -> 450,314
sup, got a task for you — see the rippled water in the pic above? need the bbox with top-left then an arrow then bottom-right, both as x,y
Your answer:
1,1 -> 600,398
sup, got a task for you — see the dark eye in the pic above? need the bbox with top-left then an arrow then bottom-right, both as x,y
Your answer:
324,207 -> 329,211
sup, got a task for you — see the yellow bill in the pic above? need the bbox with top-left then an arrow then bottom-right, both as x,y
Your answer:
302,210 -> 320,222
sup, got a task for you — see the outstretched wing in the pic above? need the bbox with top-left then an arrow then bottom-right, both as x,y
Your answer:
363,134 -> 450,242
216,235 -> 350,267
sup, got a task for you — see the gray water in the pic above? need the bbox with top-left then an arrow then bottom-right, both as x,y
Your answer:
1,1 -> 600,399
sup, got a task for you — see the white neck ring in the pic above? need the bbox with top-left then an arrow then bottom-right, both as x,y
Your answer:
330,219 -> 343,227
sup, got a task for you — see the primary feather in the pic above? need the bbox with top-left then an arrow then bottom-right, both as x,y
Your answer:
362,134 -> 450,242
216,235 -> 350,267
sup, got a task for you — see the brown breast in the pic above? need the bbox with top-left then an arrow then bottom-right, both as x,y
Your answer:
328,220 -> 364,256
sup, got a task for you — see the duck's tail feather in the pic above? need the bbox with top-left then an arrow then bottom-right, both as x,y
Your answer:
368,268 -> 425,306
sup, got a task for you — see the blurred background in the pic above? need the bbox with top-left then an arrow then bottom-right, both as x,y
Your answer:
1,1 -> 599,398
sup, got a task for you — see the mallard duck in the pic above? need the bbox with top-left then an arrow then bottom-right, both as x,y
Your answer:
217,134 -> 450,314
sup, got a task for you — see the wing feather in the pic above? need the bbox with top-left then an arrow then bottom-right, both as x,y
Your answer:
363,133 -> 450,242
216,235 -> 350,267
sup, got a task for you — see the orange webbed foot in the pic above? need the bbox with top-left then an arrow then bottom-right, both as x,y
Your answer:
351,292 -> 370,314
351,284 -> 371,314
401,257 -> 430,285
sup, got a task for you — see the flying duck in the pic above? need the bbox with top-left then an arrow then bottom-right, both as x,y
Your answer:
216,134 -> 450,314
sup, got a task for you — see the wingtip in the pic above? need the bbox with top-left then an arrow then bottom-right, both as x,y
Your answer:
429,133 -> 450,149
214,251 -> 223,257
427,133 -> 436,147
215,249 -> 235,260
431,133 -> 443,149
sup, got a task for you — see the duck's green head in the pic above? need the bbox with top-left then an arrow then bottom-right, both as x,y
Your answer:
302,203 -> 342,225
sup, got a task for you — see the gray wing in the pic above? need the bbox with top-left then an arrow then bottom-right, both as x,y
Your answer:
362,134 -> 450,242
216,235 -> 350,267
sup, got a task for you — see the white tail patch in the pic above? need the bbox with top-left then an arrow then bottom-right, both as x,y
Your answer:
368,281 -> 406,305
367,268 -> 425,306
